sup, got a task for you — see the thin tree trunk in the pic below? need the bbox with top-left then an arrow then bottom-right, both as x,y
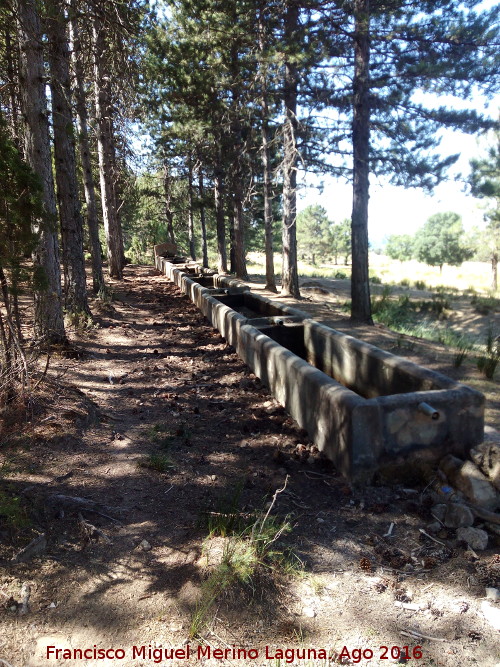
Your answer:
47,2 -> 90,318
214,164 -> 228,274
108,129 -> 126,268
16,0 -> 66,344
187,159 -> 196,260
262,104 -> 276,292
259,7 -> 277,292
228,194 -> 235,274
281,1 -> 300,298
70,7 -> 105,295
199,169 -> 208,268
492,252 -> 498,291
233,175 -> 248,280
163,163 -> 176,245
93,17 -> 123,279
350,0 -> 373,324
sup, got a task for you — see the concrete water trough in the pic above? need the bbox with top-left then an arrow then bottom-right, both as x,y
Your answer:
155,255 -> 485,481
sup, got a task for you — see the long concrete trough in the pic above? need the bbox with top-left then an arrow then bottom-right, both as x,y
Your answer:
155,254 -> 484,482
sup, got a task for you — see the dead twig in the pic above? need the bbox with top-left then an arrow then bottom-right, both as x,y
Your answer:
465,503 -> 500,525
399,629 -> 448,642
18,583 -> 30,616
11,534 -> 47,564
0,659 -> 16,667
31,353 -> 51,392
419,528 -> 447,547
251,475 -> 289,542
78,513 -> 112,545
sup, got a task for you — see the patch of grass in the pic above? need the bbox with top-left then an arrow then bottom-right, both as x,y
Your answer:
96,284 -> 113,304
477,328 -> 500,379
453,337 -> 474,368
0,490 -> 31,530
414,279 -> 426,290
370,274 -> 382,285
333,270 -> 347,279
471,295 -> 500,315
138,453 -> 174,473
64,309 -> 94,331
147,422 -> 176,448
199,483 -> 252,537
147,421 -> 192,448
191,478 -> 301,638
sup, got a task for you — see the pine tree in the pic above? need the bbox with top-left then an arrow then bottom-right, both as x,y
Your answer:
16,0 -> 66,344
470,129 -> 500,290
47,0 -> 90,319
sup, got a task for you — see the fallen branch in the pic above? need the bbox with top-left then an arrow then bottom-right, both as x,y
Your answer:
47,494 -> 120,523
18,583 -> 30,616
251,475 -> 289,542
400,629 -> 448,643
11,534 -> 46,564
31,353 -> 51,392
465,503 -> 500,526
78,513 -> 112,545
419,528 -> 446,547
0,659 -> 16,667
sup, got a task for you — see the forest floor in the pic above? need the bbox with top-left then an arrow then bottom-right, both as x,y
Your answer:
1,264 -> 499,667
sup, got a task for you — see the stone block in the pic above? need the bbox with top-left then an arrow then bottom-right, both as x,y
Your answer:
154,242 -> 177,257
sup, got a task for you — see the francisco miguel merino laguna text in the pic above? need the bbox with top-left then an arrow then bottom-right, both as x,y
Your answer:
46,644 -> 331,663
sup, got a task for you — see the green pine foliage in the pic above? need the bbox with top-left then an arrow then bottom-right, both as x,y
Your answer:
0,114 -> 42,286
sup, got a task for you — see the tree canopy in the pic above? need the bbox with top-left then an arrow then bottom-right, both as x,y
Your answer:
413,212 -> 474,272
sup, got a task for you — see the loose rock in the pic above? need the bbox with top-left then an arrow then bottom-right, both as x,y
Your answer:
431,503 -> 474,528
139,539 -> 152,552
302,606 -> 316,618
440,455 -> 498,510
481,601 -> 500,631
485,587 -> 500,602
456,526 -> 488,551
470,442 -> 500,491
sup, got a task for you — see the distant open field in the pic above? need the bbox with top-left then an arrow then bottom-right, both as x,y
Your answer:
246,252 -> 498,296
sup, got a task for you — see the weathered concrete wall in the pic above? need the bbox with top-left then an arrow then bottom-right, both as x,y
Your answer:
155,256 -> 485,481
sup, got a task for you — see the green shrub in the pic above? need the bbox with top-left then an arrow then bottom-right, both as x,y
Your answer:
138,453 -> 174,473
0,491 -> 31,530
477,329 -> 500,379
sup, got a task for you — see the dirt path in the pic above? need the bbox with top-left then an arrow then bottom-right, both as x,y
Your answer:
1,265 -> 499,667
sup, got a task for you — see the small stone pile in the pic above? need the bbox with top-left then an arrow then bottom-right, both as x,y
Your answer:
430,439 -> 500,551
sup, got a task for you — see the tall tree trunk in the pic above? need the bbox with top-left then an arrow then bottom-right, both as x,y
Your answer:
492,251 -> 498,291
214,163 -> 228,274
198,169 -> 208,268
163,163 -> 176,245
259,7 -> 277,292
350,0 -> 373,323
228,194 -> 236,274
93,17 -> 123,279
70,6 -> 105,295
232,174 -> 248,280
187,159 -> 196,260
47,2 -> 90,317
16,0 -> 66,344
281,1 -> 300,298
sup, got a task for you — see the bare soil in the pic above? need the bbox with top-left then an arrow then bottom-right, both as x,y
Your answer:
1,265 -> 499,667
